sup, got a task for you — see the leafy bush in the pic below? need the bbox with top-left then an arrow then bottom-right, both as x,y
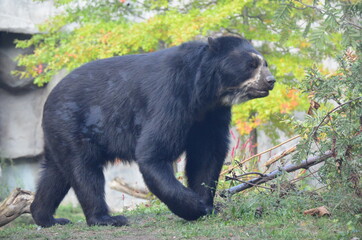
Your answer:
290,48 -> 361,192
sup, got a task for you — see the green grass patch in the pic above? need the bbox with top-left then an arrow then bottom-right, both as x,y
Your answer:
1,187 -> 361,240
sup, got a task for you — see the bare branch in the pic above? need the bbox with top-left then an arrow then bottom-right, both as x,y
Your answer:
221,135 -> 300,175
221,151 -> 333,197
225,176 -> 274,191
0,188 -> 34,227
290,169 -> 319,183
293,0 -> 325,14
235,172 -> 266,178
264,144 -> 298,168
110,177 -> 151,200
344,21 -> 362,30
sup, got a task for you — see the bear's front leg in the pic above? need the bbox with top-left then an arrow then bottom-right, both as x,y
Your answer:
138,160 -> 211,220
185,107 -> 231,208
136,120 -> 211,220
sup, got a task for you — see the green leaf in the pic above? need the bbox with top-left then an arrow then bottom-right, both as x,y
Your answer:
302,20 -> 312,38
274,3 -> 292,22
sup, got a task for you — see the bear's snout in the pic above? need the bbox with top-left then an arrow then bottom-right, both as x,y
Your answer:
266,75 -> 276,89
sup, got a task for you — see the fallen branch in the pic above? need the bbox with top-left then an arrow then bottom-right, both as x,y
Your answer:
222,150 -> 333,197
221,135 -> 300,175
264,144 -> 297,168
0,188 -> 34,227
110,177 -> 151,200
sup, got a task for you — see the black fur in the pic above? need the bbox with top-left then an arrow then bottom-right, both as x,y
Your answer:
31,36 -> 275,227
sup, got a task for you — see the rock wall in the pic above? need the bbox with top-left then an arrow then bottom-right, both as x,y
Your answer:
0,0 -> 59,34
0,87 -> 45,159
0,31 -> 60,159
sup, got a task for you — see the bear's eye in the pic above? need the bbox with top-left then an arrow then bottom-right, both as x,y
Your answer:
264,61 -> 268,67
249,60 -> 259,69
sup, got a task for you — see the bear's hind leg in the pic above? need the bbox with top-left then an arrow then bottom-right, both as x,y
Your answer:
69,160 -> 128,227
31,162 -> 71,228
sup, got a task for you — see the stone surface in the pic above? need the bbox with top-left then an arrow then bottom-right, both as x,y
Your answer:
0,32 -> 35,91
0,0 -> 58,34
0,68 -> 64,159
0,87 -> 45,158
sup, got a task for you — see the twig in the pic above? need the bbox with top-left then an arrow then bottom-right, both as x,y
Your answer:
224,28 -> 243,37
293,0 -> 325,14
221,135 -> 300,175
110,177 -> 151,200
235,172 -> 266,178
225,176 -> 274,191
264,144 -> 298,168
221,150 -> 333,196
311,96 -> 362,139
293,0 -> 362,30
290,169 -> 319,183
311,185 -> 327,193
344,21 -> 362,30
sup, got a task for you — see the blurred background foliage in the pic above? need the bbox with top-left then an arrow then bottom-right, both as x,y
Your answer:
13,0 -> 360,140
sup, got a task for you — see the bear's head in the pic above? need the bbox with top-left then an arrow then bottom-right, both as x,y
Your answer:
207,36 -> 275,105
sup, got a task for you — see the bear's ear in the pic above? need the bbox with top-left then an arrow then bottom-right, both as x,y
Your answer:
208,37 -> 220,52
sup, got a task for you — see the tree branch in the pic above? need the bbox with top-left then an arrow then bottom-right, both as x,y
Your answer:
225,176 -> 274,191
0,188 -> 34,227
293,0 -> 362,29
311,96 -> 362,139
109,177 -> 151,200
344,21 -> 362,30
264,144 -> 298,168
221,150 -> 333,197
293,0 -> 325,14
221,135 -> 300,175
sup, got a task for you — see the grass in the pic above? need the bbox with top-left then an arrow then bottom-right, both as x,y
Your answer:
1,187 -> 361,240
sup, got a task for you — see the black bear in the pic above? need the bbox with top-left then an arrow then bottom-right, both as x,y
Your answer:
31,36 -> 275,227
